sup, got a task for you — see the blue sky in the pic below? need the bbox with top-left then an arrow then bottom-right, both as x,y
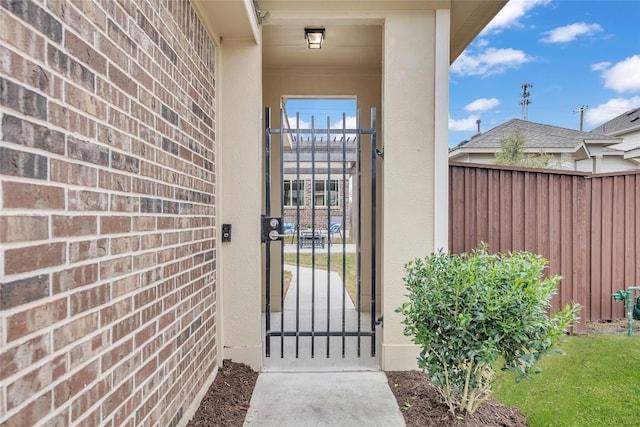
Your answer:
450,0 -> 640,146
285,1 -> 640,147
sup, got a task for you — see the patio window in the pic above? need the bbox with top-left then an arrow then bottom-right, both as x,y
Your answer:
284,179 -> 305,206
314,179 -> 339,207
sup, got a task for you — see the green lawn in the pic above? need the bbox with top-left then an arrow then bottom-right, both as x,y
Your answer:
283,253 -> 357,305
493,334 -> 640,427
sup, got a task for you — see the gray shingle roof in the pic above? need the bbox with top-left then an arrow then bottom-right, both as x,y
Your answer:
590,108 -> 640,136
451,119 -> 607,151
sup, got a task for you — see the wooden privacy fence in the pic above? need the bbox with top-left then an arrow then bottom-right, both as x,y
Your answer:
449,162 -> 640,331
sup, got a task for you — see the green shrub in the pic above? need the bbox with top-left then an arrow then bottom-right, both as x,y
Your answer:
398,244 -> 580,416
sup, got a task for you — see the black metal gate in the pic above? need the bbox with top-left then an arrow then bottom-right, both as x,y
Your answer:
262,107 -> 379,367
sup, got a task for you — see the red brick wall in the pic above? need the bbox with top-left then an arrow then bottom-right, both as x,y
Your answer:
0,0 -> 218,425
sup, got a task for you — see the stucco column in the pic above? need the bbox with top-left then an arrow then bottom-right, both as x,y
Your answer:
381,10 -> 450,371
219,39 -> 263,370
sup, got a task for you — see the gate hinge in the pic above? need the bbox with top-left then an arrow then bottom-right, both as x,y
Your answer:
375,316 -> 383,327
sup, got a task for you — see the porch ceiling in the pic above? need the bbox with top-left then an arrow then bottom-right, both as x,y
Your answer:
260,0 -> 507,68
193,1 -> 506,67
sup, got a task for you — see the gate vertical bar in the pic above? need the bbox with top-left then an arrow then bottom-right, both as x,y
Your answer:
356,109 -> 362,357
264,107 -> 272,358
341,112 -> 347,357
326,115 -> 331,357
311,116 -> 316,358
370,107 -> 377,357
295,113 -> 301,358
279,108 -> 285,358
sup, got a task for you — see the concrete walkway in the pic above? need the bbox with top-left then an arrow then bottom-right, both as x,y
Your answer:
244,372 -> 405,427
247,263 -> 405,426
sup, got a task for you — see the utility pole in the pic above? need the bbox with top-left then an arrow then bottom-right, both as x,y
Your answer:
573,105 -> 589,131
520,83 -> 533,121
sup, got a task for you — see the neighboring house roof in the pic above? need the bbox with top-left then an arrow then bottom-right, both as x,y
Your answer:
449,119 -> 619,159
590,108 -> 640,136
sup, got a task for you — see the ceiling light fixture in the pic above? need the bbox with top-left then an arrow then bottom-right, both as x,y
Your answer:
305,28 -> 325,49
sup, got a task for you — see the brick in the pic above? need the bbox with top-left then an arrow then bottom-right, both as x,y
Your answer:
5,242 -> 65,275
107,18 -> 136,56
161,137 -> 179,155
53,312 -> 99,350
0,7 -> 46,63
141,233 -> 162,250
110,194 -> 139,212
0,215 -> 48,243
53,215 -> 97,237
110,275 -> 139,298
47,44 -> 95,91
0,44 -> 53,94
68,189 -> 109,211
54,359 -> 99,407
100,216 -> 131,234
133,216 -> 156,232
96,32 -> 128,72
111,312 -> 140,342
67,136 -> 109,165
0,332 -> 50,380
159,36 -> 177,65
0,146 -> 48,179
64,29 -> 107,75
99,255 -> 132,279
136,10 -> 158,43
96,77 -> 130,113
0,274 -> 49,310
99,169 -> 132,192
110,351 -> 141,393
2,181 -> 65,209
52,264 -> 98,294
2,114 -> 65,154
50,158 -> 98,186
68,330 -> 109,370
110,235 -> 139,254
2,0 -> 63,42
161,104 -> 178,125
69,0 -> 107,31
141,197 -> 162,213
134,252 -> 156,269
68,239 -> 108,263
100,336 -> 132,373
70,283 -> 109,315
1,391 -> 53,427
6,355 -> 65,410
65,82 -> 107,120
71,377 -> 109,421
110,150 -> 140,172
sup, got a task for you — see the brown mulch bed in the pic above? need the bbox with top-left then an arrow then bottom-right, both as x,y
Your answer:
386,370 -> 529,427
186,360 -> 259,427
187,320 -> 628,426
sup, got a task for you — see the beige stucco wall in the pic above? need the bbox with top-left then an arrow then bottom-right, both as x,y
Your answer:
380,10 -> 450,370
219,38 -> 264,370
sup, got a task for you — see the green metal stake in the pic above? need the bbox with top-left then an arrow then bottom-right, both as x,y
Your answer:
612,287 -> 640,336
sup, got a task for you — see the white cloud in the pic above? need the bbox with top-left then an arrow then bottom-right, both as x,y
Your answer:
540,22 -> 602,43
591,61 -> 612,71
585,96 -> 640,127
288,117 -> 310,129
464,98 -> 501,112
482,0 -> 551,34
600,55 -> 640,93
449,114 -> 480,132
451,48 -> 533,77
331,116 -> 357,130
475,38 -> 490,48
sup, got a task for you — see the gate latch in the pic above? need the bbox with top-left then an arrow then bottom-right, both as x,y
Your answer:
261,215 -> 285,243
